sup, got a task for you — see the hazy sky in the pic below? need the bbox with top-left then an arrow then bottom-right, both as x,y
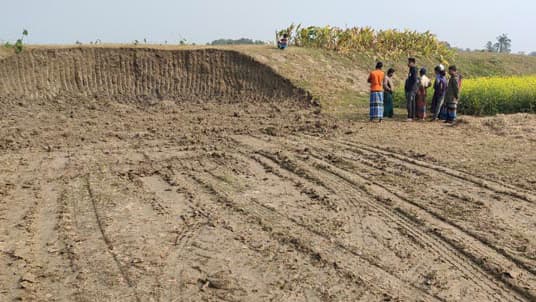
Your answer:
1,0 -> 534,52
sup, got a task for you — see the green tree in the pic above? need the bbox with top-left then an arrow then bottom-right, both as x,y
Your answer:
210,38 -> 265,45
495,34 -> 512,53
14,29 -> 29,53
485,41 -> 497,52
485,34 -> 512,53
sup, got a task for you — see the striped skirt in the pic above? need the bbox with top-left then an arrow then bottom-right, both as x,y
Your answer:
370,92 -> 384,119
447,102 -> 457,121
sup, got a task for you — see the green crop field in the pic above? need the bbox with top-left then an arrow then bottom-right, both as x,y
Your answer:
460,75 -> 536,115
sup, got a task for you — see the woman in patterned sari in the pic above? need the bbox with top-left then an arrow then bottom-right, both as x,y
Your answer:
416,68 -> 431,120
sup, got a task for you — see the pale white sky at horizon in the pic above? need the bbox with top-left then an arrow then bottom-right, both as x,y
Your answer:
1,0 -> 534,52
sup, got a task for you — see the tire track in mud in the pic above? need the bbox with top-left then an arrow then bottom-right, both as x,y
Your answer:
310,137 -> 536,276
148,161 -> 380,301
308,153 -> 535,301
137,171 -> 210,301
24,154 -> 78,301
84,175 -> 142,302
54,168 -> 142,301
0,177 -> 41,300
336,138 -> 536,203
234,134 -> 531,302
174,159 -> 439,301
82,153 -> 214,301
0,154 -> 69,300
231,152 -> 456,299
205,155 -> 406,280
290,136 -> 536,300
258,150 -> 528,302
341,144 -> 536,268
118,155 -> 337,301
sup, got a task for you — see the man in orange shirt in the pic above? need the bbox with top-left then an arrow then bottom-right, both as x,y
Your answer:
367,62 -> 385,122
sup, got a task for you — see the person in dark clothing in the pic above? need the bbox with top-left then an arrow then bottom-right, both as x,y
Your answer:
430,65 -> 448,121
405,58 -> 419,121
445,65 -> 460,123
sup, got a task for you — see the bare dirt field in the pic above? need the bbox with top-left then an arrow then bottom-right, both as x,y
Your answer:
0,48 -> 535,302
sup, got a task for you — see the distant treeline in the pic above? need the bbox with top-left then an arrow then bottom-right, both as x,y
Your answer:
210,38 -> 266,45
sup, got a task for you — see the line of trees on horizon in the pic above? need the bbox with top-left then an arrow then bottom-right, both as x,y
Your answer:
3,30 -> 536,57
209,38 -> 266,46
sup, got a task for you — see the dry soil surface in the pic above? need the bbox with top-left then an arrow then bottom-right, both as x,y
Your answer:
1,48 -> 535,302
1,97 -> 535,302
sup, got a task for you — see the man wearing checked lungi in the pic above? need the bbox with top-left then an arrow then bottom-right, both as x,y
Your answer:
445,65 -> 460,124
367,62 -> 385,123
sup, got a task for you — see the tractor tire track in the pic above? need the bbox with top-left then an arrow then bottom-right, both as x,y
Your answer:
169,160 -> 385,301
298,136 -> 536,268
258,149 -> 527,302
181,162 -> 440,301
236,134 -> 530,302
335,138 -> 536,203
308,137 -> 536,276
333,144 -> 536,273
285,135 -> 536,300
84,175 -> 142,302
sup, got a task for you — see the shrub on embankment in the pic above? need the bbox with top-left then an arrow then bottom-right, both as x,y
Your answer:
277,24 -> 454,63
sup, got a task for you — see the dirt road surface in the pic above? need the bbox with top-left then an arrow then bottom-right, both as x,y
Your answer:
1,48 -> 535,302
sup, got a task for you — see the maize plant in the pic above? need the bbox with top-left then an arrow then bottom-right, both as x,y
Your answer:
277,24 -> 454,63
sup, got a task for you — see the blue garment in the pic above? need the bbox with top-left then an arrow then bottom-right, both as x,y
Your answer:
447,102 -> 457,121
447,110 -> 457,121
370,92 -> 384,119
433,75 -> 448,98
431,75 -> 448,119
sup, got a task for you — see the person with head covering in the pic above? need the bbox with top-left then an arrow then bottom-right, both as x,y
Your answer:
430,65 -> 448,121
367,61 -> 385,122
383,68 -> 396,118
416,67 -> 431,120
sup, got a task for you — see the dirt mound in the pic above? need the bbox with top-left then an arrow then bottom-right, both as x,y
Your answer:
0,47 -> 311,103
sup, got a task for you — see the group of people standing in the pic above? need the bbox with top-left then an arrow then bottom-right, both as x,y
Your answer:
368,58 -> 461,123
